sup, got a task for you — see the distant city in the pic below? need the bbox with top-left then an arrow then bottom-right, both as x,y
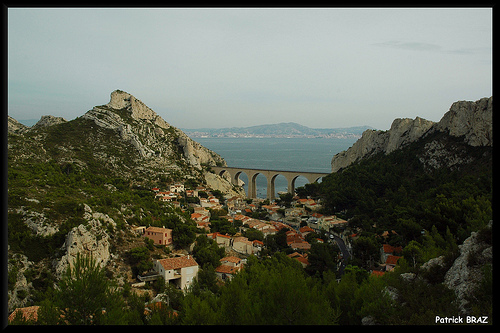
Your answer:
182,122 -> 373,139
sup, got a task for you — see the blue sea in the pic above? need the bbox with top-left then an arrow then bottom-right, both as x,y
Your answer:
195,137 -> 357,198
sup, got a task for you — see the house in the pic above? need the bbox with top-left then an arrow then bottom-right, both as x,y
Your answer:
154,255 -> 199,290
299,226 -> 315,236
289,241 -> 311,251
233,236 -> 254,255
252,239 -> 264,254
185,189 -> 199,197
288,252 -> 309,268
380,244 -> 403,263
200,197 -> 221,208
286,230 -> 304,244
155,191 -> 178,202
170,183 -> 185,193
192,213 -> 211,231
207,232 -> 232,247
215,256 -> 244,281
133,226 -> 147,235
144,226 -> 173,246
385,255 -> 401,271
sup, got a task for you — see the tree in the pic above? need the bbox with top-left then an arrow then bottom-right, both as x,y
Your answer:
352,236 -> 379,269
192,235 -> 225,269
277,192 -> 293,208
47,254 -> 115,324
306,242 -> 339,277
402,240 -> 423,268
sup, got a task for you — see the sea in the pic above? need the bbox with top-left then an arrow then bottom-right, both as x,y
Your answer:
194,137 -> 357,198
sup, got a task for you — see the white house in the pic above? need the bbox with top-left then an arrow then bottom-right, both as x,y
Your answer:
154,255 -> 199,291
170,183 -> 185,193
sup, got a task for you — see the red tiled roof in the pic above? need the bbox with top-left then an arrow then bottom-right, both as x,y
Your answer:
385,255 -> 401,266
383,244 -> 403,254
299,226 -> 314,233
215,264 -> 241,274
157,256 -> 198,270
371,270 -> 385,277
220,256 -> 241,263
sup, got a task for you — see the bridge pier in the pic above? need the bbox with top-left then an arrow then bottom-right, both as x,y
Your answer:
212,166 -> 329,200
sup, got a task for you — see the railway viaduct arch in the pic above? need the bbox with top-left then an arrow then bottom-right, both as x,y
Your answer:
211,166 -> 330,200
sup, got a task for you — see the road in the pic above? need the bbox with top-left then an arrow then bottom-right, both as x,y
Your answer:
328,233 -> 351,277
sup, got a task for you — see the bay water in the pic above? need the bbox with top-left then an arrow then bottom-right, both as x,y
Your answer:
195,137 -> 357,198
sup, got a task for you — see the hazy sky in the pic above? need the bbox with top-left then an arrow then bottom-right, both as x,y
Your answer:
8,8 -> 492,130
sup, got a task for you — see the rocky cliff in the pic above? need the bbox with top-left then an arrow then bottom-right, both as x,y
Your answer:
331,97 -> 492,172
82,89 -> 226,169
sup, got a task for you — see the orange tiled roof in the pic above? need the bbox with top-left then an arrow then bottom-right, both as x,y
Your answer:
215,264 -> 241,274
157,256 -> 198,270
220,256 -> 242,263
371,270 -> 385,277
382,244 -> 402,254
385,255 -> 401,265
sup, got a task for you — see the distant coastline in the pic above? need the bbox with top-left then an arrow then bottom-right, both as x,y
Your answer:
182,122 -> 373,139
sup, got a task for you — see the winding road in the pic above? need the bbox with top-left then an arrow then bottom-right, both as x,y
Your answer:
328,233 -> 351,277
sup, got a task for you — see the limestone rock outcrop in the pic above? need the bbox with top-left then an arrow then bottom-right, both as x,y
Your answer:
331,117 -> 435,172
444,220 -> 492,314
82,89 -> 225,168
32,115 -> 67,129
7,253 -> 34,313
8,116 -> 28,134
435,97 -> 492,147
53,205 -> 112,278
331,97 -> 492,172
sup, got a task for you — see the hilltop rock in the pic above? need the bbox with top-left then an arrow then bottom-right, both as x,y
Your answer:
107,89 -> 171,129
435,97 -> 492,147
32,115 -> 67,129
331,97 -> 492,172
8,116 -> 29,134
82,89 -> 225,169
331,117 -> 435,172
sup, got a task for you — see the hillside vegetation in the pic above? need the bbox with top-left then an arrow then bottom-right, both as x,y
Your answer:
7,93 -> 492,325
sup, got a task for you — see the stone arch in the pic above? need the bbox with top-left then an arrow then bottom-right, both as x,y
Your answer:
216,168 -> 231,182
234,171 -> 249,196
248,171 -> 268,199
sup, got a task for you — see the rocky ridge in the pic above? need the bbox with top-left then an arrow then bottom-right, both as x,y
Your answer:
82,89 -> 226,169
331,97 -> 492,172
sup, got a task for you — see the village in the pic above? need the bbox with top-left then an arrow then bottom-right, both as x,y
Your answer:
130,181 -> 402,292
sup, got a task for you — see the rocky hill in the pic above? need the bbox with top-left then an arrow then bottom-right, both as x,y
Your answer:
7,90 -> 244,312
8,90 -> 235,181
331,97 -> 492,172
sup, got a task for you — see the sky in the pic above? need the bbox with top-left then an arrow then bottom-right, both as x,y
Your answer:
8,7 -> 492,130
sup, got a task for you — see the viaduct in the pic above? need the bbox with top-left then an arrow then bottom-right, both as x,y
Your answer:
211,166 -> 330,200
